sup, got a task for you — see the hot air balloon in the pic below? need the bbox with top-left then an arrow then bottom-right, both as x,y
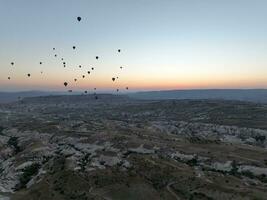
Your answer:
116,89 -> 119,92
64,82 -> 68,87
55,54 -> 57,57
8,77 -> 10,80
73,46 -> 76,50
82,75 -> 85,78
120,66 -> 123,69
87,71 -> 90,74
118,49 -> 121,52
77,16 -> 81,21
126,87 -> 129,90
27,74 -> 31,77
63,62 -> 66,65
74,78 -> 77,82
91,67 -> 94,70
11,62 -> 14,66
112,77 -> 115,81
53,48 -> 55,50
95,56 -> 99,60
84,91 -> 87,94
79,65 -> 82,68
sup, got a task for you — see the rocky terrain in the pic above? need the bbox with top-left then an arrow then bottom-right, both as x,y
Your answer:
0,94 -> 267,199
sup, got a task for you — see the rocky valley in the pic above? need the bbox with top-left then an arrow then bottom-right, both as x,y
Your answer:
0,95 -> 267,200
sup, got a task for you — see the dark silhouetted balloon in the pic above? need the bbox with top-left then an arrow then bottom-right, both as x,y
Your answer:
118,49 -> 121,52
94,88 -> 96,90
8,77 -> 10,80
95,56 -> 99,60
87,71 -> 90,74
120,66 -> 123,69
82,75 -> 85,78
77,16 -> 81,21
126,87 -> 129,90
54,54 -> 57,57
53,48 -> 55,50
91,67 -> 94,70
11,62 -> 14,66
64,82 -> 68,87
73,46 -> 76,50
63,62 -> 66,65
112,77 -> 115,81
27,74 -> 31,77
79,65 -> 82,68
84,91 -> 87,94
61,58 -> 64,61
74,78 -> 77,82
116,89 -> 119,92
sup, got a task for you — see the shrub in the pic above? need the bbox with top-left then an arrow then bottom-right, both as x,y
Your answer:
230,160 -> 238,176
17,163 -> 41,189
7,137 -> 21,154
0,126 -> 4,134
255,135 -> 266,143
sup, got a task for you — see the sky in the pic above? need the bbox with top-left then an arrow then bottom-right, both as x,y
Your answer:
0,0 -> 267,92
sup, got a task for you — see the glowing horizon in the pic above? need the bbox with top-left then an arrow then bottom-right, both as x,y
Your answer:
1,0 -> 267,92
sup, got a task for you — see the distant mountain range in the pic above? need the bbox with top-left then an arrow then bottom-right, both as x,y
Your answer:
128,89 -> 267,103
0,91 -> 63,103
1,89 -> 267,103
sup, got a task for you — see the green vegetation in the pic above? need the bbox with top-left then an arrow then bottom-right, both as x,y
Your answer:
230,160 -> 238,176
254,135 -> 266,143
0,126 -> 4,135
7,136 -> 21,154
186,157 -> 198,167
17,163 -> 41,189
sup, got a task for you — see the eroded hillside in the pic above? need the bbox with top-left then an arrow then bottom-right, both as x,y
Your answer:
0,95 -> 267,200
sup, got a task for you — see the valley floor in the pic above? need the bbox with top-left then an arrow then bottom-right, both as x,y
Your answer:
0,95 -> 267,200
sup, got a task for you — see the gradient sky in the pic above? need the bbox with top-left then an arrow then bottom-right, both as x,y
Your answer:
1,0 -> 267,92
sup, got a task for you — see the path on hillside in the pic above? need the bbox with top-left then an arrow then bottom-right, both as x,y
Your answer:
166,182 -> 180,200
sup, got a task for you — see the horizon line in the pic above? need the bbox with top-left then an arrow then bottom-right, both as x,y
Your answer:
1,88 -> 267,94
